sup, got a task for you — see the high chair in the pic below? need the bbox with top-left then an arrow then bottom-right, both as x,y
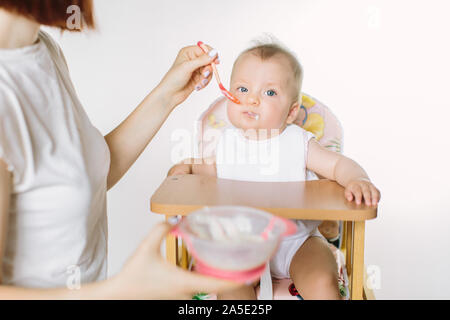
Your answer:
150,93 -> 378,300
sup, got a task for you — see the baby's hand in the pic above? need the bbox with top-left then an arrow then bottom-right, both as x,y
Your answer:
167,163 -> 192,176
344,178 -> 380,206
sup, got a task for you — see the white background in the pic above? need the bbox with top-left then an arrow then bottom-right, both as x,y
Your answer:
46,0 -> 450,299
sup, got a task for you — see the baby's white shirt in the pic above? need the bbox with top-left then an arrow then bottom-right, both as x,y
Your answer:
216,124 -> 322,238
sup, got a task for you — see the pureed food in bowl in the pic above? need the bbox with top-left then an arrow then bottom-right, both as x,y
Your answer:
175,206 -> 297,272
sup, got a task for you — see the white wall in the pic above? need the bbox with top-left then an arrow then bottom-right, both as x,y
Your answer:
46,0 -> 450,299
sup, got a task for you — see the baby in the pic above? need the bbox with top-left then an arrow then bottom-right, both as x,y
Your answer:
168,42 -> 380,300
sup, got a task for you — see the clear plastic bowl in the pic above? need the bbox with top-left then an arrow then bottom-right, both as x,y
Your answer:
172,206 -> 297,272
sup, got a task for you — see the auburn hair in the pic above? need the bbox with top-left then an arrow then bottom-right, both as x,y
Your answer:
0,0 -> 95,30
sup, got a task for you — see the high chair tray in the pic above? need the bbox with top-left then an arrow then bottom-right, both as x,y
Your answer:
150,175 -> 377,221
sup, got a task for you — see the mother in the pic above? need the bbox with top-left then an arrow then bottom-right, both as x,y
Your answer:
0,0 -> 240,299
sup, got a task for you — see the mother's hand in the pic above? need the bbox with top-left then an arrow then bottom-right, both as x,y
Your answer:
156,44 -> 219,109
109,222 -> 242,300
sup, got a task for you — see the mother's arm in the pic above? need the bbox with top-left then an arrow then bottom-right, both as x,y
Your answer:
105,89 -> 174,190
105,45 -> 218,190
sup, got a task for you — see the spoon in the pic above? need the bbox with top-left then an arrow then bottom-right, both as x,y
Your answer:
197,41 -> 241,105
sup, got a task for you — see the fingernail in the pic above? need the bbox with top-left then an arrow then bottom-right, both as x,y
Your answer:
195,85 -> 202,91
208,49 -> 218,57
201,78 -> 208,86
203,70 -> 210,78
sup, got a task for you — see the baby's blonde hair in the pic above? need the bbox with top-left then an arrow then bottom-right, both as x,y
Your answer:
232,36 -> 304,103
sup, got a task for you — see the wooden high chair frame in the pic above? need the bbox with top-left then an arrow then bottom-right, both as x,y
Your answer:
151,174 -> 378,300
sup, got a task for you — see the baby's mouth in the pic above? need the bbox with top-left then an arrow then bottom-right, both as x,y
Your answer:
243,111 -> 260,120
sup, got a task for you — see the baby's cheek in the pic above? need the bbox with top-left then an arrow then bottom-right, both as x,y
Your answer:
262,109 -> 286,129
227,103 -> 241,125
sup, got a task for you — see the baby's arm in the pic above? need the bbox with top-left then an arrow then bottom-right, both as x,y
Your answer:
306,139 -> 380,206
167,157 -> 217,177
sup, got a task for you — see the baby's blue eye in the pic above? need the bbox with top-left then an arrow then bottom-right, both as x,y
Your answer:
265,90 -> 277,97
238,87 -> 248,93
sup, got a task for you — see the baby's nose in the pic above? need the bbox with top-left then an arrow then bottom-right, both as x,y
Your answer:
247,95 -> 260,106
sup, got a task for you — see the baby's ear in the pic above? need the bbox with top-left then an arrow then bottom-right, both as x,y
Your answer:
286,102 -> 301,124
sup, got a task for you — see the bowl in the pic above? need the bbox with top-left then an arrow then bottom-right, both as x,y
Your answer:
171,206 -> 297,274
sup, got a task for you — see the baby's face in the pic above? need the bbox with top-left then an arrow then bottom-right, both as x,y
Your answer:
227,53 -> 298,136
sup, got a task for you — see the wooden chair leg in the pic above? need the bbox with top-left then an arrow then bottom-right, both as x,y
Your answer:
180,241 -> 189,270
165,215 -> 178,266
350,221 -> 365,300
345,221 -> 353,277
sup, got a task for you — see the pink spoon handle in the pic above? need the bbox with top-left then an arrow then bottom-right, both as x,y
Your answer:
197,41 -> 240,104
